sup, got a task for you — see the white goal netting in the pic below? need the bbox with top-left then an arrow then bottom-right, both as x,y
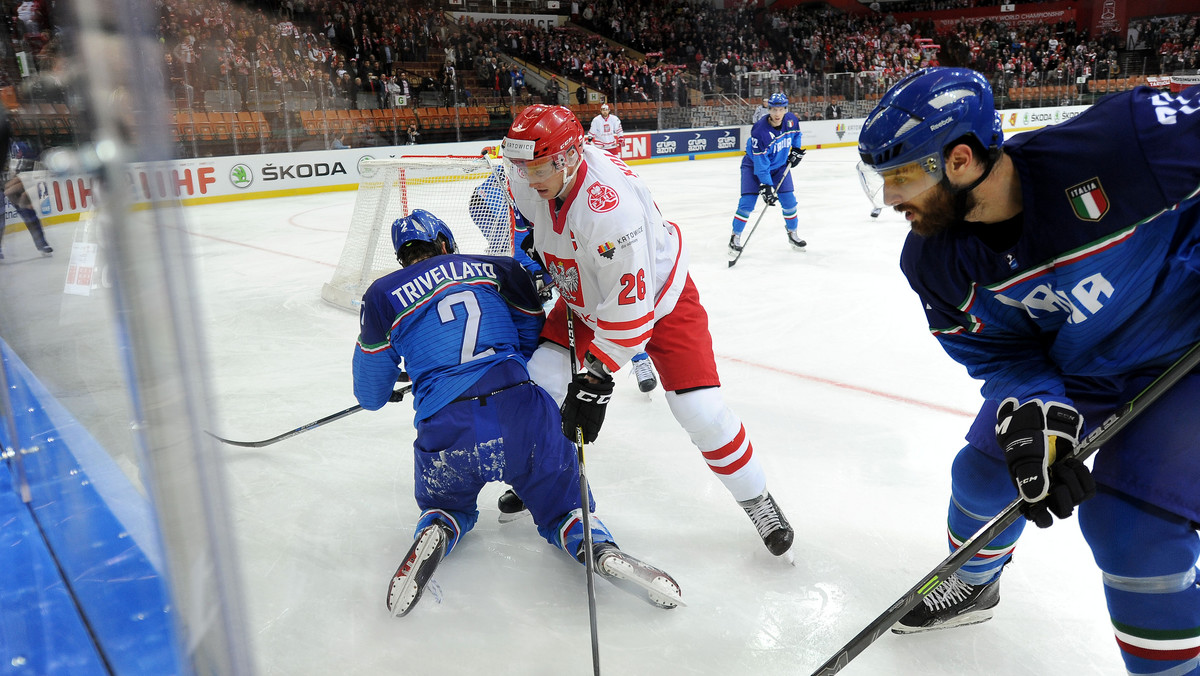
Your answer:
321,155 -> 517,311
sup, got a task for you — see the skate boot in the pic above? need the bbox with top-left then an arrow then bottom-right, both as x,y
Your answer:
871,207 -> 882,218
631,352 -> 657,393
39,244 -> 53,256
891,572 -> 1000,634
786,229 -> 807,251
497,489 -> 528,523
585,542 -> 682,609
728,233 -> 743,253
387,520 -> 453,617
739,490 -> 794,556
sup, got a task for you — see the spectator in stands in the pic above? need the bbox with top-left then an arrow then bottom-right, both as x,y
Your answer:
576,84 -> 587,106
752,97 -> 769,123
406,122 -> 419,145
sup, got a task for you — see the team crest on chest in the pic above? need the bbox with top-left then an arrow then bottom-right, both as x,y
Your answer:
1066,178 -> 1109,221
542,253 -> 584,305
587,182 -> 619,213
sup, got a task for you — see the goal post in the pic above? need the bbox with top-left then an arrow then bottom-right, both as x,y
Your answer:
321,155 -> 518,311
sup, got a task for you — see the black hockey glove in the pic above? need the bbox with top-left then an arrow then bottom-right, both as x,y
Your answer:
561,371 -> 614,444
759,183 -> 778,206
995,397 -> 1094,528
787,147 -> 806,167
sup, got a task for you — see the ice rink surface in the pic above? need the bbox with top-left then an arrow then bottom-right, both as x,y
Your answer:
181,146 -> 1123,675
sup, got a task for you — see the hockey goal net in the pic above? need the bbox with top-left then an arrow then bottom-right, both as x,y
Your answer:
321,155 -> 517,311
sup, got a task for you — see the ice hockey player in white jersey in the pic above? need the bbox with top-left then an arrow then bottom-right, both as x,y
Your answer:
587,103 -> 623,155
502,104 -> 795,558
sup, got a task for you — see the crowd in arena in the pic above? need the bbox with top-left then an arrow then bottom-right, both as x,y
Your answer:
3,0 -> 1197,130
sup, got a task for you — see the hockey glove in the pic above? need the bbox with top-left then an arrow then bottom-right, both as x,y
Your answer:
561,372 -> 614,444
787,147 -> 806,167
759,183 -> 779,206
995,397 -> 1094,528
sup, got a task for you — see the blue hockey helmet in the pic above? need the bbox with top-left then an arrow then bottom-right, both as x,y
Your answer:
856,67 -> 1003,209
767,92 -> 789,108
391,209 -> 458,265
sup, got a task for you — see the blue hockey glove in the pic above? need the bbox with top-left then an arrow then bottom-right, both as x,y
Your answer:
996,398 -> 1094,528
787,147 -> 806,167
561,370 -> 614,444
759,183 -> 778,206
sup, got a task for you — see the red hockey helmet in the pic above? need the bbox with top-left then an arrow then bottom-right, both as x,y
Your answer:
502,105 -> 586,197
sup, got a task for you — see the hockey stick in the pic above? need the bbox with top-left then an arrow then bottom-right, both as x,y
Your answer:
567,308 -> 602,676
809,339 -> 1200,676
206,385 -> 413,448
728,167 -> 791,268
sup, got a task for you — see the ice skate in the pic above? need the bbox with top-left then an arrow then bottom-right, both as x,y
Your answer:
728,233 -> 743,256
39,244 -> 53,256
786,229 -> 807,251
871,207 -> 882,218
387,521 -> 453,617
586,542 -> 683,609
891,572 -> 1000,634
497,488 -> 529,523
631,352 -> 657,393
739,490 -> 794,557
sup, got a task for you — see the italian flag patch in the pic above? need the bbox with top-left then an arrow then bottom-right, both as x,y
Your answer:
1067,178 -> 1110,221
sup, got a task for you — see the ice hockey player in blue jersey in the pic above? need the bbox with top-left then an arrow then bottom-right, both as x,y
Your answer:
728,92 -> 807,255
858,67 -> 1200,673
0,139 -> 52,260
353,209 -> 681,617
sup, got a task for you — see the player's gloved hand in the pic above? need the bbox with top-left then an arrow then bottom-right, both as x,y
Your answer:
995,397 -> 1094,528
787,147 -> 807,167
389,385 -> 410,403
561,371 -> 614,444
759,183 -> 778,206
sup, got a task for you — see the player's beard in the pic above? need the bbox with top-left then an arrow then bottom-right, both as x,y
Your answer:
905,181 -> 963,238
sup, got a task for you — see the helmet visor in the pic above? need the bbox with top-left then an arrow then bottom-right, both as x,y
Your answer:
856,152 -> 944,210
502,145 -> 580,195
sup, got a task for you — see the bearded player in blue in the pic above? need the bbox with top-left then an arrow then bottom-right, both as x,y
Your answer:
353,209 -> 681,617
858,67 -> 1200,674
728,92 -> 807,255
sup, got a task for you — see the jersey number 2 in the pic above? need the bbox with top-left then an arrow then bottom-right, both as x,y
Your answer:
438,290 -> 496,364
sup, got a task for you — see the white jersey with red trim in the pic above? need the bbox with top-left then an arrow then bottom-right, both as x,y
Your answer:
588,114 -> 623,152
511,145 -> 688,372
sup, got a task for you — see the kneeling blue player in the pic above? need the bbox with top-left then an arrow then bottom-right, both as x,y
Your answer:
352,209 -> 682,617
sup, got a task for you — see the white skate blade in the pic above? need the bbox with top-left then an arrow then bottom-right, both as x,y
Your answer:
781,548 -> 796,566
891,607 -> 995,634
497,509 -> 531,524
387,527 -> 446,617
599,554 -> 685,609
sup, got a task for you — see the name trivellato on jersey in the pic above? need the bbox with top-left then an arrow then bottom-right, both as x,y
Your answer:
391,261 -> 498,307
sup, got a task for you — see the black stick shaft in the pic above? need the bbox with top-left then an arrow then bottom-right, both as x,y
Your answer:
566,308 -> 602,676
810,341 -> 1200,676
206,385 -> 412,448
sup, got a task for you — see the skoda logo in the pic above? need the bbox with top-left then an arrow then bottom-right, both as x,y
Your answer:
230,163 -> 253,188
358,155 -> 377,178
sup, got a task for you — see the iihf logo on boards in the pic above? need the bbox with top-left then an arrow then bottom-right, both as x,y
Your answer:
230,163 -> 253,189
1066,178 -> 1109,221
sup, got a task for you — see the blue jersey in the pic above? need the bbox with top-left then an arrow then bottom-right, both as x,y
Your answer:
353,254 -> 545,420
901,85 -> 1200,406
470,165 -> 543,276
741,112 -> 803,186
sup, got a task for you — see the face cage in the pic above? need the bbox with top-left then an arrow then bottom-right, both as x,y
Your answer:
856,152 -> 945,210
503,146 -> 580,197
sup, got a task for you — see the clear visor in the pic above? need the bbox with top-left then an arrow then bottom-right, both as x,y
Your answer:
503,146 -> 580,195
856,152 -> 944,210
